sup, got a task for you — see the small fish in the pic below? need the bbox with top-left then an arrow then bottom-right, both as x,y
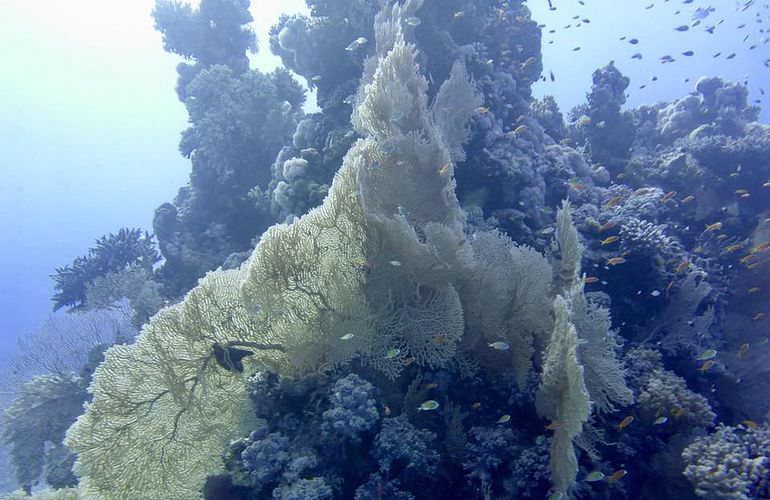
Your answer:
632,53 -> 643,60
545,420 -> 563,430
603,195 -> 623,209
653,416 -> 668,425
497,414 -> 511,424
661,190 -> 677,202
405,16 -> 421,27
650,290 -> 661,297
713,52 -> 722,58
550,70 -> 555,81
403,356 -> 417,366
727,53 -> 736,59
600,221 -> 617,232
736,189 -> 750,195
418,400 -> 439,411
617,415 -> 635,430
601,236 -> 619,246
340,333 -> 355,340
385,348 -> 401,359
629,38 -> 639,44
606,257 -> 626,266
513,125 -> 529,135
681,195 -> 695,203
704,222 -> 723,232
521,57 -> 537,69
425,382 -> 438,390
698,360 -> 716,372
695,349 -> 718,361
389,260 -> 402,267
453,10 -> 465,19
477,106 -> 490,114
748,287 -> 761,294
584,276 -> 600,284
674,25 -> 690,31
724,243 -> 744,253
682,50 -> 695,56
471,402 -> 481,409
764,181 -> 770,188
438,162 -> 451,176
488,341 -> 511,351
752,312 -> 766,321
675,260 -> 690,273
585,471 -> 606,482
383,405 -> 391,416
738,343 -> 750,357
345,37 -> 368,51
742,419 -> 759,429
608,469 -> 628,483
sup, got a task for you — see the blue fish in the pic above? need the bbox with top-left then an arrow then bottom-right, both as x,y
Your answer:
692,6 -> 715,21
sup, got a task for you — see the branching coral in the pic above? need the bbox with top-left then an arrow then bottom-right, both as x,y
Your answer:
321,373 -> 380,442
682,424 -> 770,499
51,228 -> 159,311
373,416 -> 440,476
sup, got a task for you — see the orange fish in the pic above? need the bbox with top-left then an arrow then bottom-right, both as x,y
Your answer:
601,236 -> 619,246
675,261 -> 690,274
617,415 -> 634,430
742,419 -> 759,430
606,257 -> 626,266
545,420 -> 563,430
661,191 -> 677,203
608,469 -> 628,483
738,343 -> 750,358
699,360 -> 715,372
665,280 -> 675,297
724,243 -> 743,253
704,222 -> 723,232
584,276 -> 600,284
603,196 -> 623,209
681,195 -> 695,204
600,221 -> 617,232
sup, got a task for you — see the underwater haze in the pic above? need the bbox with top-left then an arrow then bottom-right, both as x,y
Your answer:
0,0 -> 769,498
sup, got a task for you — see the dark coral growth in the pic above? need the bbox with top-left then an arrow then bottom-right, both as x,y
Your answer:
151,0 -> 305,296
50,228 -> 159,311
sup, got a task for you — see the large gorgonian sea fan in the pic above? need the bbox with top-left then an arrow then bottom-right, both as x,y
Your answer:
65,8 -> 480,499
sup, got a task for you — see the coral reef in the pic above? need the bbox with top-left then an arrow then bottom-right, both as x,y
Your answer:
17,1 -> 770,499
50,228 -> 159,311
682,424 -> 770,499
321,373 -> 380,442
